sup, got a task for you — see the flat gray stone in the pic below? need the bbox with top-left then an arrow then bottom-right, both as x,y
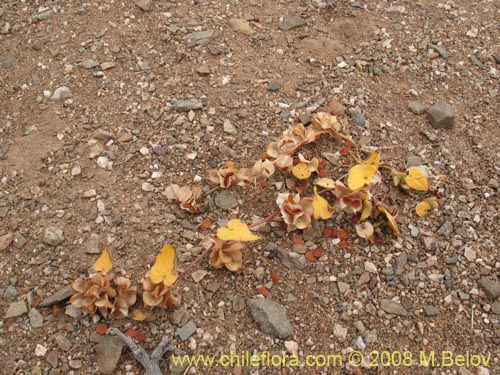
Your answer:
426,100 -> 455,129
82,59 -> 99,69
95,336 -> 123,375
42,226 -> 64,246
214,190 -> 238,210
429,44 -> 449,59
393,252 -> 407,275
351,111 -> 366,126
175,320 -> 197,341
279,16 -> 306,31
5,301 -> 28,318
277,248 -> 307,270
13,233 -> 26,249
0,232 -> 13,251
51,86 -> 72,102
173,100 -> 203,112
39,286 -> 73,307
186,30 -> 215,47
380,299 -> 408,316
424,305 -> 439,317
491,302 -> 500,315
478,277 -> 500,300
28,308 -> 44,328
232,296 -> 245,312
267,80 -> 282,92
2,56 -> 16,69
247,298 -> 293,338
408,101 -> 427,115
132,0 -> 152,11
223,119 -> 237,135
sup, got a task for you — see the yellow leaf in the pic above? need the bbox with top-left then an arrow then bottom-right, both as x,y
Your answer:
93,249 -> 113,274
406,167 -> 429,191
132,309 -> 153,321
225,161 -> 236,168
217,219 -> 262,242
347,164 -> 377,190
314,178 -> 336,188
150,244 -> 178,286
424,196 -> 439,209
415,201 -> 431,218
360,199 -> 373,221
313,187 -> 333,220
378,207 -> 401,237
292,162 -> 311,180
364,151 -> 380,169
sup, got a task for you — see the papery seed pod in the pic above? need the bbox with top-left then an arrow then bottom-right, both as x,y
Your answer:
142,272 -> 179,309
209,238 -> 243,272
69,273 -> 116,317
110,277 -> 137,319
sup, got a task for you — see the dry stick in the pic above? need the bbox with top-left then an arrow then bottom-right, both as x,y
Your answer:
109,327 -> 174,375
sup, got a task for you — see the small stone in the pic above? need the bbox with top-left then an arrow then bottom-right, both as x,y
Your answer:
267,81 -> 282,92
426,100 -> 455,129
437,221 -> 453,236
4,285 -> 18,299
173,100 -> 203,112
333,323 -> 348,340
277,248 -> 307,270
490,302 -> 500,315
466,27 -> 479,38
71,166 -> 81,176
394,252 -> 407,275
233,296 -> 245,312
0,232 -> 13,251
87,233 -> 100,254
46,351 -> 58,368
43,226 -> 64,246
95,336 -> 123,375
51,86 -> 72,102
141,182 -> 154,192
191,270 -> 208,283
478,277 -> 500,300
214,190 -> 238,209
387,5 -> 405,13
2,56 -> 16,69
196,65 -> 210,75
101,62 -> 115,70
28,308 -> 44,328
284,341 -> 298,355
351,111 -> 366,126
428,44 -> 449,59
39,286 -> 73,307
36,10 -> 53,21
298,112 -> 311,125
279,16 -> 307,31
132,0 -> 152,11
408,101 -> 427,115
424,305 -> 439,317
93,129 -> 114,142
138,61 -> 150,71
55,335 -> 72,351
186,30 -> 215,47
380,299 -> 407,316
223,119 -> 237,135
96,156 -> 109,169
35,344 -> 47,357
5,301 -> 28,318
338,282 -> 350,293
248,298 -> 293,338
229,18 -> 255,35
69,359 -> 82,369
176,321 -> 197,341
464,247 -> 477,261
82,59 -> 99,69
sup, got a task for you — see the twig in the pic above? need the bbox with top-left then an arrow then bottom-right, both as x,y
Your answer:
109,327 -> 174,375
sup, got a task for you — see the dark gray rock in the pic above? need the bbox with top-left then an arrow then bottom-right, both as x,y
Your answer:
267,81 -> 282,92
28,308 -> 44,328
173,100 -> 203,112
39,286 -> 73,307
95,336 -> 123,375
428,44 -> 449,59
424,305 -> 439,317
232,296 -> 245,312
214,190 -> 238,210
175,320 -> 197,341
426,100 -> 455,129
408,101 -> 427,115
279,16 -> 306,31
42,226 -> 64,246
478,277 -> 500,300
351,111 -> 366,126
380,299 -> 407,316
247,298 -> 293,338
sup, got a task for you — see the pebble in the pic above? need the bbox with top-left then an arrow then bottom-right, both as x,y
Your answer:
132,0 -> 152,11
408,101 -> 427,115
173,100 -> 203,112
42,226 -> 64,246
196,65 -> 210,75
267,80 -> 282,92
71,166 -> 81,176
387,6 -> 405,13
39,286 -> 72,307
46,351 -> 58,368
464,247 -> 476,261
232,296 -> 245,312
28,308 -> 44,328
35,344 -> 47,357
214,190 -> 238,209
424,305 -> 439,317
279,16 -> 306,31
191,270 -> 208,283
333,323 -> 348,340
351,111 -> 366,126
277,248 -> 307,270
176,321 -> 197,341
96,156 -> 110,169
426,100 -> 455,129
223,119 -> 237,135
380,299 -> 408,316
284,340 -> 298,355
101,62 -> 115,70
428,44 -> 449,59
82,59 -> 99,69
478,277 -> 500,300
69,359 -> 82,369
394,252 -> 407,275
229,18 -> 254,36
95,336 -> 123,375
0,232 -> 13,251
437,221 -> 453,237
141,182 -> 154,192
5,301 -> 28,318
247,298 -> 293,338
51,86 -> 72,102
2,56 -> 16,69
186,30 -> 215,47
55,335 -> 72,351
